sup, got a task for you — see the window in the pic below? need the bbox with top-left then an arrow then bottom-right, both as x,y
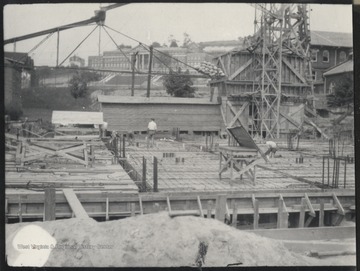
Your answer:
311,50 -> 318,62
339,51 -> 347,63
312,71 -> 316,81
322,50 -> 329,63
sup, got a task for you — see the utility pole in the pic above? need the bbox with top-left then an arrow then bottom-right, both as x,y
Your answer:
146,45 -> 153,98
56,30 -> 60,67
131,52 -> 137,96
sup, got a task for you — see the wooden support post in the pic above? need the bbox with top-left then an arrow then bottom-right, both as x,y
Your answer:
215,195 -> 227,222
305,193 -> 316,217
153,156 -> 158,192
105,197 -> 109,221
44,186 -> 56,221
277,198 -> 284,228
5,198 -> 8,223
305,216 -> 314,227
299,198 -> 306,228
197,196 -> 204,218
207,200 -> 213,219
319,200 -> 325,227
142,156 -> 147,192
146,45 -> 153,98
139,195 -> 144,215
232,202 -> 238,227
130,203 -> 136,217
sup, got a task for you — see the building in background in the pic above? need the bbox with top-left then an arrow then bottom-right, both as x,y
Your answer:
69,55 -> 85,67
310,31 -> 353,94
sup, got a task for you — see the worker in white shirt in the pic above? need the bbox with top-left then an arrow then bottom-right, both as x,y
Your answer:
147,118 -> 157,148
264,140 -> 278,158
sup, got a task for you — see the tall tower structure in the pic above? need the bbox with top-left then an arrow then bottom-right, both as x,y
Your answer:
248,4 -> 313,139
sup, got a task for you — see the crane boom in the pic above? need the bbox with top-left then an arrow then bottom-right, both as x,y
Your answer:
4,3 -> 129,45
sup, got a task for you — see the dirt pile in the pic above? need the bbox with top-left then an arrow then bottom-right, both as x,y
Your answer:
6,212 -> 317,267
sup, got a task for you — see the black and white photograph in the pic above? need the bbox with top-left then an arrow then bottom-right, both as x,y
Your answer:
3,2 -> 356,268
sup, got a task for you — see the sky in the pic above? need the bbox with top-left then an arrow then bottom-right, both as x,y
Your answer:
3,3 -> 353,66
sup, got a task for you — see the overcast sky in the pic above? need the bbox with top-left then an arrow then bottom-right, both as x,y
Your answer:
4,3 -> 353,66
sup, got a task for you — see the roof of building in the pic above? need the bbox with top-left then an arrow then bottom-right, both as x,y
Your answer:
52,111 -> 104,125
323,58 -> 353,76
97,95 -> 219,105
310,31 -> 353,48
4,52 -> 34,68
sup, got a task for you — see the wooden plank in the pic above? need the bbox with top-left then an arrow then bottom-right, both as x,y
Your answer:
44,187 -> 56,221
277,198 -> 284,228
215,194 -> 227,221
249,226 -> 355,241
229,58 -> 253,80
282,58 -> 307,84
305,216 -> 314,227
62,189 -> 89,218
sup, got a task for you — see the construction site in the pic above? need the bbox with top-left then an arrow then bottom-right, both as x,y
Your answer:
4,3 -> 355,268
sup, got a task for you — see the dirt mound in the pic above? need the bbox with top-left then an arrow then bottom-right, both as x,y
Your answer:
6,212 -> 316,267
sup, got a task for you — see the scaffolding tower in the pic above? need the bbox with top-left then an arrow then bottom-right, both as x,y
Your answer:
248,4 -> 314,139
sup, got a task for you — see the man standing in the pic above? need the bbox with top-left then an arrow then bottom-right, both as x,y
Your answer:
147,118 -> 157,148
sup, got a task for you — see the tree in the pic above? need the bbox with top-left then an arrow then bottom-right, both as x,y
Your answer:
151,41 -> 161,48
182,32 -> 192,48
69,71 -> 101,99
163,68 -> 196,97
168,35 -> 179,48
327,74 -> 354,125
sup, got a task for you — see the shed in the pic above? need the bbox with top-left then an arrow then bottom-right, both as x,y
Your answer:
97,95 -> 222,134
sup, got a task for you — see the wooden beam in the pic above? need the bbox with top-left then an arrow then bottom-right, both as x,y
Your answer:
282,58 -> 307,84
62,189 -> 89,218
218,57 -> 228,77
105,197 -> 109,221
228,102 -> 249,127
253,198 -> 259,229
279,111 -> 302,129
130,203 -> 136,217
166,196 -> 172,213
332,193 -> 345,215
229,58 -> 253,80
